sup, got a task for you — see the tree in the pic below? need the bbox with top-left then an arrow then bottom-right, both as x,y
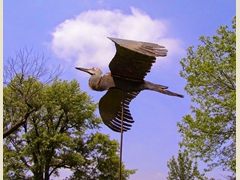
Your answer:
178,16 -> 236,177
67,132 -> 136,180
3,47 -> 62,138
167,149 -> 207,180
3,48 -> 136,179
3,77 -> 136,179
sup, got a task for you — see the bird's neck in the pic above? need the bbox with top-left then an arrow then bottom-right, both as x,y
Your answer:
89,75 -> 103,91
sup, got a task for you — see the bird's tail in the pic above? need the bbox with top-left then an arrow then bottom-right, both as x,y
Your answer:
145,81 -> 184,98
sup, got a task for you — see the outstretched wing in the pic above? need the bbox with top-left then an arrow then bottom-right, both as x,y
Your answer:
99,88 -> 139,132
108,37 -> 168,81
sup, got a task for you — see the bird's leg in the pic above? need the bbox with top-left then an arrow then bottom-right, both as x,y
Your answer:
144,81 -> 184,98
144,80 -> 168,89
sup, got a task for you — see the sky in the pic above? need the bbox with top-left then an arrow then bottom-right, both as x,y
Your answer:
3,1 -> 236,179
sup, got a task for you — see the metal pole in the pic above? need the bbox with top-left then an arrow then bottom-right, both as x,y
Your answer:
119,91 -> 124,180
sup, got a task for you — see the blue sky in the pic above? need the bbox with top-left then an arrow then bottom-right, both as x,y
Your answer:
4,1 -> 236,179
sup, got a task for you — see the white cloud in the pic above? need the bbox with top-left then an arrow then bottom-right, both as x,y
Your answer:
50,7 -> 184,70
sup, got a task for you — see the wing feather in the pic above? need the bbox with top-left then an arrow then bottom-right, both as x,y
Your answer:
99,88 -> 139,132
108,37 -> 168,81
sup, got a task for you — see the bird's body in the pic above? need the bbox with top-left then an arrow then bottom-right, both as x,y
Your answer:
76,37 -> 183,132
78,67 -> 183,97
89,72 -> 143,91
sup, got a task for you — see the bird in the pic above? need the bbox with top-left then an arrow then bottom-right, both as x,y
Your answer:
76,37 -> 183,133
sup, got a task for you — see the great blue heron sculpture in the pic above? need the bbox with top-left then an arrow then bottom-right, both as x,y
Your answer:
76,37 -> 183,132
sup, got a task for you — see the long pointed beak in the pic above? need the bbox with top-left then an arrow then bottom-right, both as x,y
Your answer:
75,67 -> 92,75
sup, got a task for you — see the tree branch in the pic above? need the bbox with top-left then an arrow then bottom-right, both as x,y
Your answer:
49,163 -> 71,177
3,108 -> 38,138
9,137 -> 32,169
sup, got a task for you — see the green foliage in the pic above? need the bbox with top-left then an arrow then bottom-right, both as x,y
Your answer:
3,77 -> 136,179
178,16 -> 235,176
3,47 -> 62,138
167,149 -> 207,180
68,132 -> 137,180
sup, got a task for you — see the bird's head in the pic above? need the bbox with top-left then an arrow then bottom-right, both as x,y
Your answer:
75,67 -> 102,76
